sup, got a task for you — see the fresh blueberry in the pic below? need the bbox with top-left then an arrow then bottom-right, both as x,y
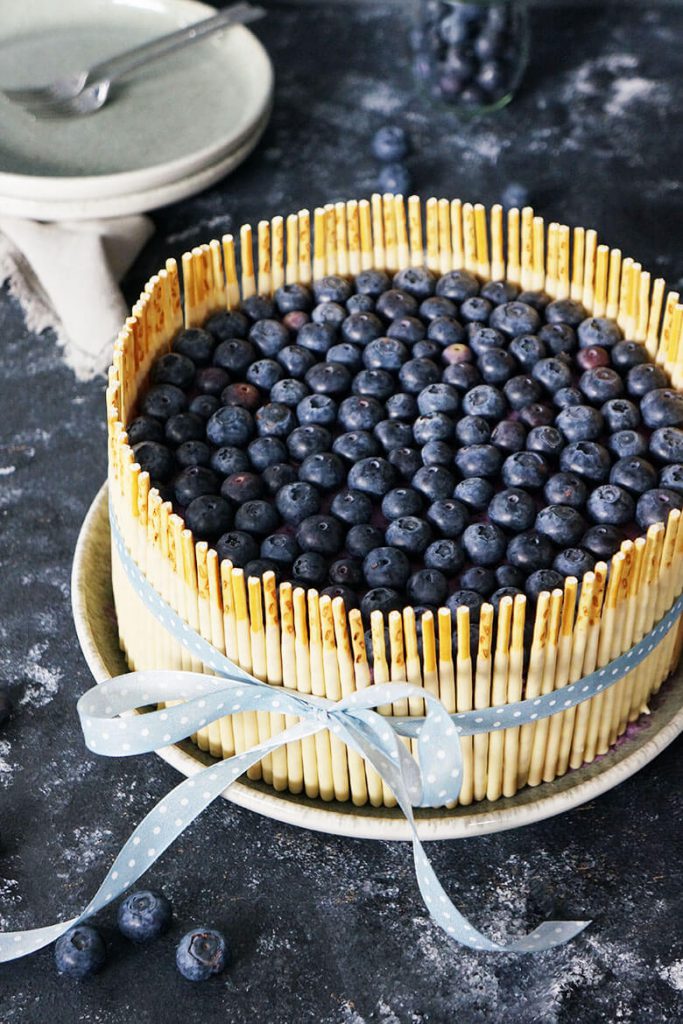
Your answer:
609,456 -> 657,495
491,420 -> 527,453
176,928 -> 229,982
165,412 -> 205,446
347,524 -> 385,559
468,324 -> 506,356
352,369 -> 395,401
462,522 -> 507,566
424,538 -> 465,574
378,163 -> 412,195
407,569 -> 448,606
560,441 -> 611,482
436,269 -> 480,302
118,890 -> 172,943
128,415 -> 165,445
388,316 -> 426,344
275,481 -> 321,525
525,569 -> 564,602
142,384 -> 188,421
364,546 -> 411,588
296,395 -> 337,429
577,317 -> 621,349
296,514 -> 345,556
333,430 -> 382,463
506,531 -> 556,573
355,270 -> 392,297
246,359 -> 284,391
388,445 -> 423,479
535,505 -> 586,546
342,312 -> 384,346
490,586 -> 524,610
509,334 -> 547,371
635,488 -> 683,530
420,295 -> 458,321
399,358 -> 441,394
488,488 -> 536,532
446,589 -> 484,622
545,298 -> 587,328
55,925 -> 106,978
376,289 -> 419,321
611,340 -> 649,371
261,533 -> 299,566
277,345 -> 317,378
246,437 -> 286,473
262,463 -> 298,494
454,476 -> 494,511
553,547 -> 596,578
660,464 -> 683,494
422,440 -> 456,466
287,425 -> 331,462
299,452 -> 346,491
210,445 -> 250,476
385,516 -> 433,555
221,382 -> 261,411
601,398 -> 640,433
608,429 -> 648,459
544,472 -> 588,509
627,364 -> 670,399
495,563 -> 526,590
461,384 -> 507,420
133,441 -> 175,483
586,484 -> 635,526
375,420 -> 415,451
248,319 -> 289,359
425,498 -> 469,538
305,362 -> 352,397
151,352 -> 196,390
412,465 -> 456,502
255,402 -> 297,439
314,275 -> 352,305
428,317 -> 466,346
327,343 -> 364,371
362,338 -> 409,372
321,584 -> 359,607
455,443 -> 502,478
478,347 -> 517,385
442,362 -> 482,392
538,322 -> 577,356
331,488 -> 374,526
504,374 -> 542,410
412,412 -> 454,446
387,392 -> 419,420
234,499 -> 279,536
175,441 -> 211,469
185,495 -> 233,541
581,524 -> 624,560
526,426 -> 564,460
556,404 -> 604,442
329,557 -> 364,589
576,346 -> 610,372
189,394 -> 221,420
292,552 -> 329,587
205,310 -> 249,341
532,357 -> 574,395
553,387 -> 584,410
490,301 -> 541,338
641,390 -> 683,430
579,367 -> 624,404
274,283 -> 313,315
501,451 -> 549,490
361,587 -> 402,621
213,339 -> 257,376
312,301 -> 346,327
207,406 -> 255,447
457,566 -> 495,597
382,487 -> 424,520
242,294 -> 276,321
348,456 -> 396,496
221,471 -> 263,504
174,466 -> 219,507
456,415 -> 491,446
173,327 -> 216,366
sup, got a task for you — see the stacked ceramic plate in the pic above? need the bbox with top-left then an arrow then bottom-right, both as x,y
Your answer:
0,0 -> 273,220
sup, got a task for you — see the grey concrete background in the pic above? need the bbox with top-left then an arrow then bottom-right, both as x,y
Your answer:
1,2 -> 682,1021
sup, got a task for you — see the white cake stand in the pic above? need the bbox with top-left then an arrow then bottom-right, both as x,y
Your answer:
71,484 -> 683,842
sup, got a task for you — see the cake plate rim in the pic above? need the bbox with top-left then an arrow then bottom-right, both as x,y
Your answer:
71,482 -> 683,843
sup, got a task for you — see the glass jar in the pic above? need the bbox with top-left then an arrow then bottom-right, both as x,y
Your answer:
412,1 -> 529,114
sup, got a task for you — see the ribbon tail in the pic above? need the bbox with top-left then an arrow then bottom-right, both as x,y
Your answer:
0,718 -> 321,964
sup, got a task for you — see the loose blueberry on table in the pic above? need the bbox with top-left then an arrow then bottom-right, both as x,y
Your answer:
176,928 -> 230,981
54,925 -> 107,979
129,263 -> 683,661
117,889 -> 173,943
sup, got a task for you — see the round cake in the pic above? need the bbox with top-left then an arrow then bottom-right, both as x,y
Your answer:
107,196 -> 683,808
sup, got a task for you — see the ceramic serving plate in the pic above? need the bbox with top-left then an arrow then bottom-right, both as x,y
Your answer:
0,0 -> 273,204
72,484 -> 683,842
0,107 -> 270,220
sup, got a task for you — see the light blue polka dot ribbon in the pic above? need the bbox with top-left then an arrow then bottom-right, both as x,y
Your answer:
2,512 -> 682,964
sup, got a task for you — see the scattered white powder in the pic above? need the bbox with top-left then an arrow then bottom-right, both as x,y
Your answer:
358,80 -> 406,116
4,641 -> 64,708
0,465 -> 15,476
658,960 -> 683,991
0,739 -> 19,787
604,76 -> 657,118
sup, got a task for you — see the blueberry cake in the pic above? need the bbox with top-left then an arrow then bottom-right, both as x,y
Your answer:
107,198 -> 683,808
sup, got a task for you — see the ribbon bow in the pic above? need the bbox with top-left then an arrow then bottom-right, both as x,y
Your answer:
3,507 -> 681,963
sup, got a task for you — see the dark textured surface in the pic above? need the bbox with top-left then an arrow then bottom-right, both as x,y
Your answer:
1,2 -> 683,1021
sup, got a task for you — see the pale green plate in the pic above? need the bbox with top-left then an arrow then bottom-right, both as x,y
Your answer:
72,485 -> 683,842
0,0 -> 273,203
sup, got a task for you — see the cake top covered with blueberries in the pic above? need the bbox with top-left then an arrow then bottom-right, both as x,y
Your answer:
127,264 -> 683,649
